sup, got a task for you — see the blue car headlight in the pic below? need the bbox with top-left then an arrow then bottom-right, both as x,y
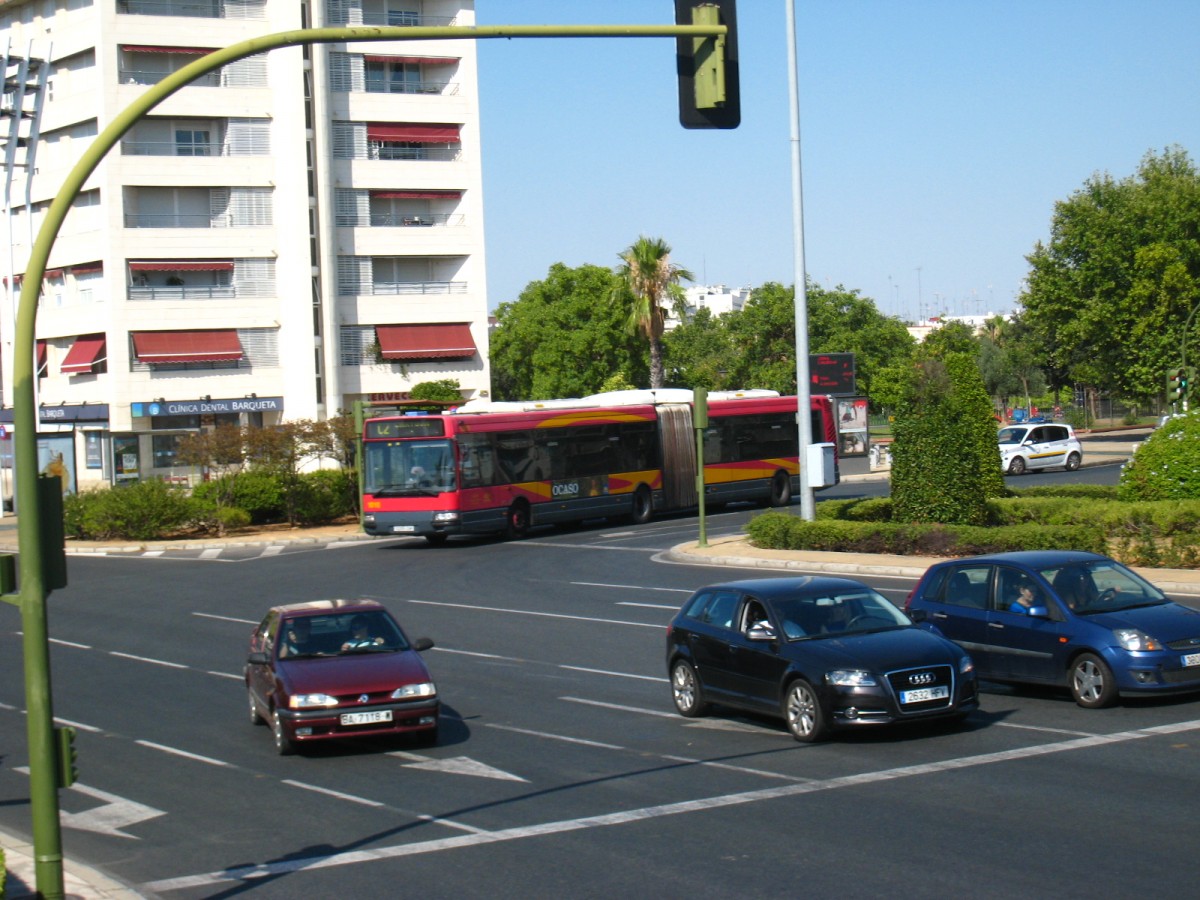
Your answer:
1113,629 -> 1162,652
825,669 -> 877,687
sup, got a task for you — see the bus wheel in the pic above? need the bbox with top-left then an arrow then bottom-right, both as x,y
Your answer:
630,486 -> 653,525
505,501 -> 530,539
769,471 -> 792,507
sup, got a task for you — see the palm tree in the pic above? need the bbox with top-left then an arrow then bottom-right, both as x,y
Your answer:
612,236 -> 694,389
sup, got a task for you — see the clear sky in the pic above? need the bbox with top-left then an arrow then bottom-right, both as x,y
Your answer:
474,1 -> 1200,322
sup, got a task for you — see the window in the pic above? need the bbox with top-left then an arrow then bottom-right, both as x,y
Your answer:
940,565 -> 992,610
152,433 -> 185,468
176,129 -> 211,156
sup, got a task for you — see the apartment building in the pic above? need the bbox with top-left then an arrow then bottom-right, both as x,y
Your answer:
0,0 -> 490,499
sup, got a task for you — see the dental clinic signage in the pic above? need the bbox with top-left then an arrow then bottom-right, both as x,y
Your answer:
132,397 -> 283,417
0,405 -> 111,424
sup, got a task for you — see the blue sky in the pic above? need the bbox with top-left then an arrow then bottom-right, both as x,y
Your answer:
475,1 -> 1200,322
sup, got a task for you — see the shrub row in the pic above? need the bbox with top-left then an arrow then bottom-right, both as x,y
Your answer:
64,469 -> 358,541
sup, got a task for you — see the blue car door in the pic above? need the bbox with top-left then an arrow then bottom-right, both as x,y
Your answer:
983,566 -> 1068,682
917,564 -> 997,672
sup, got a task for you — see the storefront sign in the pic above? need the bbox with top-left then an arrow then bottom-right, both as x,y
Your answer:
132,397 -> 283,417
1,405 -> 111,424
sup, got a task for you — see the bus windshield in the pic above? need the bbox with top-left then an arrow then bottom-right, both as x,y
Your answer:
364,439 -> 456,496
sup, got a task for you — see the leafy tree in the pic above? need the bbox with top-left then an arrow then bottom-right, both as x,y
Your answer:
611,236 -> 694,389
891,351 -> 1004,525
490,263 -> 647,400
1021,146 -> 1200,404
921,320 -> 979,358
977,315 -> 1045,412
176,423 -> 246,507
663,306 -> 740,389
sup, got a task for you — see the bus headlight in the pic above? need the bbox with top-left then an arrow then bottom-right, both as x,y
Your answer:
432,511 -> 459,523
363,514 -> 376,527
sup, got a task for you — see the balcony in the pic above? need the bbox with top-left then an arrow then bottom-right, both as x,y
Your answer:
369,281 -> 468,296
118,0 -> 259,18
365,80 -> 460,96
125,213 -> 235,228
368,144 -> 461,162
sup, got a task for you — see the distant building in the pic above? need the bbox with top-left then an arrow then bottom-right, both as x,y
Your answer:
664,284 -> 751,331
0,0 -> 489,495
906,312 -> 1009,343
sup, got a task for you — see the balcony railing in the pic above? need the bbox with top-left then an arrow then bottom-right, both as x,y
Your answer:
368,145 -> 461,162
355,13 -> 456,27
364,80 -> 460,96
369,213 -> 462,227
120,68 -> 223,87
128,285 -> 237,300
368,281 -> 468,296
125,214 -> 236,228
118,0 -> 240,18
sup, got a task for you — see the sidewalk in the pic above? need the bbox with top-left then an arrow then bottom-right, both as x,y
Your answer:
1,828 -> 144,899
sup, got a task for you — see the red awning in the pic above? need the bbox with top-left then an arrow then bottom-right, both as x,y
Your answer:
362,55 -> 459,65
72,262 -> 103,275
132,330 -> 243,364
44,269 -> 64,279
375,323 -> 476,361
36,340 -> 47,375
128,260 -> 234,272
122,45 -> 214,55
370,189 -> 463,200
61,335 -> 107,374
366,123 -> 460,143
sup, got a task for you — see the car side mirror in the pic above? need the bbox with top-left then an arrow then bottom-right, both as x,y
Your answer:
1028,605 -> 1050,619
413,637 -> 434,652
247,650 -> 269,665
747,622 -> 776,642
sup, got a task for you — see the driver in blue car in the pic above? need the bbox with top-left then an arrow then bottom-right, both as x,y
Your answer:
1009,581 -> 1040,615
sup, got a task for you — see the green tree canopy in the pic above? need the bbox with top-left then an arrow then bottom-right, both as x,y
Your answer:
489,263 -> 647,400
1021,146 -> 1200,403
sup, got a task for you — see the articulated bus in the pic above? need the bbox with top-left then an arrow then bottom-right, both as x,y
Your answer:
361,390 -> 839,544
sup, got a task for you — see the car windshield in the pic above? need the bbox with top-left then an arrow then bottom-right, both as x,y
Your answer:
1040,560 -> 1168,614
997,427 -> 1029,446
771,589 -> 911,640
278,610 -> 408,659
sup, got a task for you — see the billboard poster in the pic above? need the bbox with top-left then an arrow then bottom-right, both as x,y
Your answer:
837,397 -> 869,457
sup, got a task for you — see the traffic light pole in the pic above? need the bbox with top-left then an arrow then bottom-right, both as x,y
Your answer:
9,19 -> 727,898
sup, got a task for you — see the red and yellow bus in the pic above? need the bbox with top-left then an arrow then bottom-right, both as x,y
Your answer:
361,390 -> 839,544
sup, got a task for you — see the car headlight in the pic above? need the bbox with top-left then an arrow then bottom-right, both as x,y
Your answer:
959,655 -> 975,674
289,693 -> 338,709
1113,629 -> 1163,652
392,682 -> 437,699
825,669 -> 877,687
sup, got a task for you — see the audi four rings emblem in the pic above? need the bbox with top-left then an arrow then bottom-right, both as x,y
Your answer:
909,672 -> 935,685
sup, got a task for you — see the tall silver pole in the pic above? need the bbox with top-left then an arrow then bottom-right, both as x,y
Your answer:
786,0 -> 814,520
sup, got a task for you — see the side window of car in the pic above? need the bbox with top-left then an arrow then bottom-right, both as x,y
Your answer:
740,598 -> 770,633
701,591 -> 740,629
942,565 -> 992,610
257,612 -> 279,651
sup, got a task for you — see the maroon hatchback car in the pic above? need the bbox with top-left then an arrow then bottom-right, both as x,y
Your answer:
245,599 -> 439,755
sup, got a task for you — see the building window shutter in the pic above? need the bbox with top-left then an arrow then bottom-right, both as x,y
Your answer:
337,256 -> 371,295
332,121 -> 366,159
224,118 -> 270,156
335,189 -> 369,226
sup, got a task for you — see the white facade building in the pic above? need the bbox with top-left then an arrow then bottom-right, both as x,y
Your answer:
664,283 -> 750,331
0,0 -> 489,496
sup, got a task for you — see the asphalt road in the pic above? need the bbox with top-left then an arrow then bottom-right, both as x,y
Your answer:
5,460 -> 1200,898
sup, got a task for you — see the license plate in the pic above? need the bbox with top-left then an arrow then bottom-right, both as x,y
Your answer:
392,525 -> 416,533
900,685 -> 949,704
1182,652 -> 1200,668
340,710 -> 393,726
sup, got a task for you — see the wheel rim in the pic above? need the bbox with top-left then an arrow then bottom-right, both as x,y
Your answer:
1010,458 -> 1025,474
672,665 -> 695,712
1074,660 -> 1104,703
786,684 -> 817,737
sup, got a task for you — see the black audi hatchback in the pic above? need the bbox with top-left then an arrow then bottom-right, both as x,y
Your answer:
666,576 -> 978,742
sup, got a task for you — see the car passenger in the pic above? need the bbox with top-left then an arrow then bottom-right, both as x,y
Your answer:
1008,581 -> 1040,615
279,616 -> 312,658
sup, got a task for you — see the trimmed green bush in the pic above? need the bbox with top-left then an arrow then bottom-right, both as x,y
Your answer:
1118,413 -> 1200,500
292,469 -> 357,524
63,480 -> 196,541
192,469 -> 284,523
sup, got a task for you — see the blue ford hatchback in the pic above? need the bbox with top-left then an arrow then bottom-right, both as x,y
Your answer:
905,551 -> 1200,707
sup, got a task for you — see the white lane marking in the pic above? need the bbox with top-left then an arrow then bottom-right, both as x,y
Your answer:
283,779 -> 385,808
388,751 -> 528,782
404,598 -> 661,629
49,638 -> 92,649
485,723 -> 625,751
142,551 -> 164,558
995,721 -> 1099,737
135,740 -> 231,767
431,647 -> 521,662
0,701 -> 18,711
571,581 -> 691,593
146,720 -> 1200,893
193,612 -> 257,625
519,540 -> 662,552
414,813 -> 491,835
109,652 -> 188,669
559,665 -> 666,683
54,717 -> 103,734
207,670 -> 244,681
660,754 -> 810,782
35,778 -> 167,840
261,546 -> 284,557
618,602 -> 680,610
199,549 -> 222,560
560,697 -> 678,719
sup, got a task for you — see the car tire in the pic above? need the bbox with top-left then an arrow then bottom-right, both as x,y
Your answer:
768,471 -> 792,507
630,486 -> 654,525
248,687 -> 265,726
1007,456 -> 1027,475
1069,653 -> 1117,708
504,501 -> 530,540
783,680 -> 827,742
1064,452 -> 1081,471
670,660 -> 708,717
272,710 -> 296,756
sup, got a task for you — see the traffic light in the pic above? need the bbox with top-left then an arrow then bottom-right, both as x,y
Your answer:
1184,367 -> 1197,402
675,1 -> 740,129
1167,368 -> 1186,403
56,725 -> 78,788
